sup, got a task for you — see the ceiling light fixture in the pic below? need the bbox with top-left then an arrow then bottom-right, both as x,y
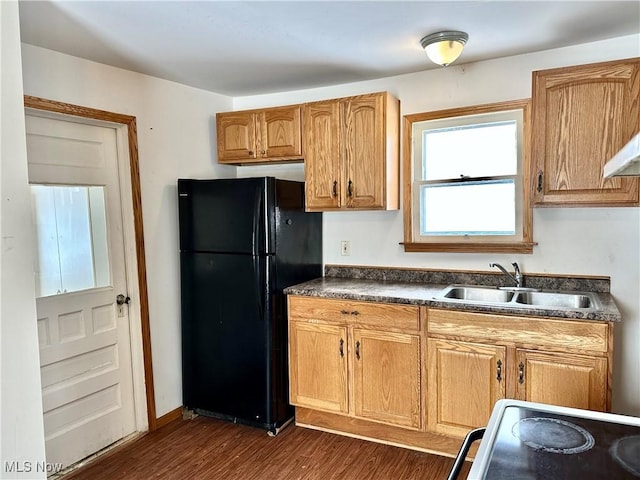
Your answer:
420,31 -> 469,67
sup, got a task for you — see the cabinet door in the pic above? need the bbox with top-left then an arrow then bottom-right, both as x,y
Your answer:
342,94 -> 385,209
532,59 -> 640,206
289,322 -> 348,414
216,111 -> 256,162
352,329 -> 421,429
427,339 -> 506,437
258,106 -> 302,159
515,349 -> 607,411
303,101 -> 342,210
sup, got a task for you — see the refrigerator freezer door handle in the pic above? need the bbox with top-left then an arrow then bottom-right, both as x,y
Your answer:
251,186 -> 263,256
251,195 -> 258,256
251,179 -> 271,255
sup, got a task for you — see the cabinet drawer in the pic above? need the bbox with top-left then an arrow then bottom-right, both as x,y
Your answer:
289,296 -> 420,331
427,309 -> 608,353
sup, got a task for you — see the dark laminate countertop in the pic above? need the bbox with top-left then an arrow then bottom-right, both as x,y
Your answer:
284,276 -> 622,322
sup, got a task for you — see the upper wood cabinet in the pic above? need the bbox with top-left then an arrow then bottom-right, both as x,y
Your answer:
531,58 -> 640,206
303,92 -> 400,211
216,105 -> 302,164
301,101 -> 342,209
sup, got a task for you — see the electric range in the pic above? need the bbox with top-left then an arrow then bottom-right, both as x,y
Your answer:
466,399 -> 640,479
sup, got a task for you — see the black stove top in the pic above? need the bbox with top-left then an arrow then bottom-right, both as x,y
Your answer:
480,405 -> 640,479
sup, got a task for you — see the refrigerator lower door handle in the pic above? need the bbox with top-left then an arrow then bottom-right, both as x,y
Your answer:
252,255 -> 265,320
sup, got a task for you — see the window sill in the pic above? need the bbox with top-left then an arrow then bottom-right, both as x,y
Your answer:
401,242 -> 537,254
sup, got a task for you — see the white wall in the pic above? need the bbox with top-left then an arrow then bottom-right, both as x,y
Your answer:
20,44 -> 235,418
1,2 -> 47,478
235,35 -> 640,416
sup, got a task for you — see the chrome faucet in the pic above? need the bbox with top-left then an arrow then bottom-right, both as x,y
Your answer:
490,262 -> 523,288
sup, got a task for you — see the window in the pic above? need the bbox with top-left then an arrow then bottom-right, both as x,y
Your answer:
30,185 -> 110,297
402,100 -> 534,253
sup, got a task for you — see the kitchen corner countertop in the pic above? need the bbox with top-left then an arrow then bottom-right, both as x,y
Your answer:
284,276 -> 622,322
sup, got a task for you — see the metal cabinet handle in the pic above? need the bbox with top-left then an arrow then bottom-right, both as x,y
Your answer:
351,310 -> 359,316
536,171 -> 543,193
518,362 -> 525,384
261,150 -> 266,156
355,341 -> 361,360
332,180 -> 338,198
340,309 -> 349,315
496,359 -> 503,382
339,338 -> 344,358
347,179 -> 353,197
248,150 -> 254,157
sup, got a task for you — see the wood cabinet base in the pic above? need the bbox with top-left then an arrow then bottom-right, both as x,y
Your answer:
294,407 -> 476,459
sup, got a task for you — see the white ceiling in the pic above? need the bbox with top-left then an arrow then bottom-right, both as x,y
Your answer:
18,1 -> 640,97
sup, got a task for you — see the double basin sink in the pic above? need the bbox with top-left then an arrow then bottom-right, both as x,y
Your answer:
436,284 -> 601,311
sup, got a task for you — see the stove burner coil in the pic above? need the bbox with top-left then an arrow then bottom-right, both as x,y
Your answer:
610,435 -> 640,477
512,417 -> 595,454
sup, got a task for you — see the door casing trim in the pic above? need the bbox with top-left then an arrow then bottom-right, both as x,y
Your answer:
24,95 -> 157,431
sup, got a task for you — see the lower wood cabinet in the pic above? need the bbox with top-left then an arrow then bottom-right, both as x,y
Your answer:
287,297 -> 614,454
353,329 -> 421,428
289,322 -> 348,414
288,296 -> 422,430
515,349 -> 607,411
427,339 -> 506,437
426,308 -> 613,437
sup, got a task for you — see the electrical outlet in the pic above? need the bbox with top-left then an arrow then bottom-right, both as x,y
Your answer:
341,240 -> 350,256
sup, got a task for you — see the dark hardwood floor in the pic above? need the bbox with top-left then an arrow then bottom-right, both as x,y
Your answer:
62,416 -> 470,480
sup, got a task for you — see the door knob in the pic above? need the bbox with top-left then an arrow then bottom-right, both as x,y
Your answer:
116,294 -> 131,305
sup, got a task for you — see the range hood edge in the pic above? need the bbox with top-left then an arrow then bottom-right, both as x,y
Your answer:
604,133 -> 640,177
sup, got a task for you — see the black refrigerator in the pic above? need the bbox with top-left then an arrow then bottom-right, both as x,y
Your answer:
178,177 -> 322,434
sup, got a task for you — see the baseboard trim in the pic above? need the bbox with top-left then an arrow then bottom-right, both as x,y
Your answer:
156,407 -> 183,428
295,407 -> 475,459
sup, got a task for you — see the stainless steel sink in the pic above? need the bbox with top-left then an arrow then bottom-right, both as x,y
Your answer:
435,284 -> 601,311
441,285 -> 515,303
513,291 -> 599,309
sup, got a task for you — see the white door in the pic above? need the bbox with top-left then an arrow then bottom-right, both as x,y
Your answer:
26,113 -> 137,469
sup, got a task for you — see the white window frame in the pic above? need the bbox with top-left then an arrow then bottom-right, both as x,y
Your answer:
402,99 -> 534,253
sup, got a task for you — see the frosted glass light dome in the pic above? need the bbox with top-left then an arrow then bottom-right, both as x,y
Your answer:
420,31 -> 469,67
